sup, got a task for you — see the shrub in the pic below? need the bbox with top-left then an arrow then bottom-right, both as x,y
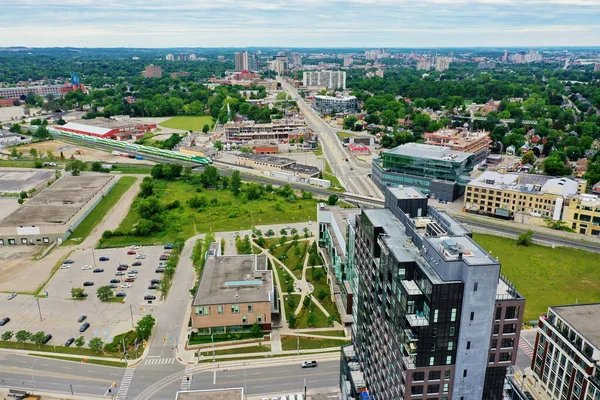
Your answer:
517,230 -> 534,246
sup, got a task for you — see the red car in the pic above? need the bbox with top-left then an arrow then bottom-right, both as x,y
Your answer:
127,250 -> 136,255
159,254 -> 169,260
124,278 -> 135,282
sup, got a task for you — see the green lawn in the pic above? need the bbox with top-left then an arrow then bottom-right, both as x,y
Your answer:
281,337 -> 350,351
301,330 -> 346,338
336,132 -> 358,140
276,264 -> 296,294
296,302 -> 331,328
473,233 -> 600,321
307,267 -> 340,323
272,241 -> 308,279
62,177 -> 137,246
323,161 -> 345,191
283,294 -> 302,319
199,344 -> 270,356
29,353 -> 127,367
0,341 -> 120,358
98,179 -> 318,248
159,115 -> 213,131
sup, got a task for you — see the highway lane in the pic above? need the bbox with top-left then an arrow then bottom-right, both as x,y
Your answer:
0,352 -> 124,396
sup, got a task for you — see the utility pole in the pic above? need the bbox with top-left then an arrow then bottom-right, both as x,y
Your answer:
211,333 -> 215,362
130,305 -> 134,329
304,378 -> 307,399
70,384 -> 73,395
122,337 -> 127,362
91,247 -> 96,268
36,298 -> 42,321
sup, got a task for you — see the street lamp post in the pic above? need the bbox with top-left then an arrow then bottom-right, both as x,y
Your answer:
296,328 -> 299,355
174,324 -> 181,350
36,298 -> 42,321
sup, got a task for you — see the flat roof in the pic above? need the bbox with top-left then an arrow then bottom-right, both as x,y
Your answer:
0,169 -> 55,193
60,122 -> 112,135
427,235 -> 496,265
0,174 -> 114,227
176,388 -> 243,400
387,143 -> 472,162
193,255 -> 272,306
551,303 -> 600,350
469,170 -> 579,197
237,153 -> 295,166
387,186 -> 426,200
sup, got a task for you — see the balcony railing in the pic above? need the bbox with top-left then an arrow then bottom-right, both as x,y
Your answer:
406,313 -> 429,327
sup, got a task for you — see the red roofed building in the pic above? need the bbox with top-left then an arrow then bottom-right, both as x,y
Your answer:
348,144 -> 370,155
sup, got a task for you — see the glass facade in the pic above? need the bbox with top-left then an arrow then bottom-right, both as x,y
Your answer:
381,151 -> 475,186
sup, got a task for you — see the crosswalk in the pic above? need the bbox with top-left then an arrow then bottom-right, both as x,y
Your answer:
144,357 -> 176,365
519,338 -> 534,359
117,367 -> 135,399
180,365 -> 194,391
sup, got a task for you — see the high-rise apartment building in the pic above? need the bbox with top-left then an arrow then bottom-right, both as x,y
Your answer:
343,57 -> 353,67
141,64 -> 162,78
532,303 -> 600,400
593,63 -> 600,73
166,53 -> 175,61
235,51 -> 249,71
436,57 -> 451,72
340,186 -> 525,400
248,53 -> 258,71
302,70 -> 346,90
290,53 -> 302,67
178,53 -> 187,61
416,59 -> 431,71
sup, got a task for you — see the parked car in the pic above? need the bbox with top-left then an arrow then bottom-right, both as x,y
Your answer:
65,337 -> 75,347
130,245 -> 140,250
117,265 -> 128,271
115,271 -> 126,276
144,295 -> 156,301
77,315 -> 87,323
0,317 -> 10,326
159,255 -> 169,261
158,262 -> 167,267
148,285 -> 158,290
60,264 -> 71,269
93,268 -> 104,273
151,279 -> 161,284
42,334 -> 52,344
119,263 -> 129,268
124,278 -> 135,283
7,293 -> 17,300
132,261 -> 142,266
79,322 -> 90,332
63,259 -> 74,264
99,256 -> 110,261
155,268 -> 165,273
164,243 -> 173,250
110,279 -> 120,284
108,283 -> 118,288
129,269 -> 139,274
81,265 -> 92,270
127,250 -> 136,255
115,292 -> 127,297
83,281 -> 94,287
121,283 -> 132,288
301,361 -> 318,368
135,254 -> 146,259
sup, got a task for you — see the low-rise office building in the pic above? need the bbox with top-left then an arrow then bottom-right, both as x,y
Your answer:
313,95 -> 358,114
424,128 -> 491,165
224,119 -> 309,142
55,118 -> 156,140
191,253 -> 277,333
372,143 -> 476,201
563,194 -> 600,236
532,303 -> 600,400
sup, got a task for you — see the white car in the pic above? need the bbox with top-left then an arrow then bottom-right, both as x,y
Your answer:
130,245 -> 141,250
60,264 -> 71,269
121,283 -> 132,288
7,293 -> 17,300
81,265 -> 92,270
135,254 -> 146,259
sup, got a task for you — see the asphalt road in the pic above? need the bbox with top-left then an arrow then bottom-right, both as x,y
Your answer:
0,352 -> 123,397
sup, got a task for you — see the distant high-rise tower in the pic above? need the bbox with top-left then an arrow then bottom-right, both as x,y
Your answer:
235,51 -> 249,71
343,57 -> 353,67
142,64 -> 162,78
248,53 -> 258,71
435,57 -> 451,72
502,50 -> 509,63
166,53 -> 175,61
594,63 -> 600,73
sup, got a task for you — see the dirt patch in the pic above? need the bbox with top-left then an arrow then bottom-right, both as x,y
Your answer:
18,140 -> 153,164
0,246 -> 42,292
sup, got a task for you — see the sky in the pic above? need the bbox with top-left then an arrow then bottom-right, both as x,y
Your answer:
1,0 -> 600,48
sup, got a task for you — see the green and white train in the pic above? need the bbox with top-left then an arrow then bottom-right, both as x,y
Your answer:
50,128 -> 212,165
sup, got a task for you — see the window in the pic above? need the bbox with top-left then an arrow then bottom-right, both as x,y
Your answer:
411,386 -> 424,395
430,356 -> 435,366
195,306 -> 209,316
429,371 -> 441,381
248,304 -> 253,313
445,370 -> 451,380
21,238 -> 28,244
449,327 -> 455,337
446,356 -> 452,365
434,309 -> 439,323
492,339 -> 497,349
473,282 -> 478,292
466,341 -> 471,350
451,308 -> 457,322
489,353 -> 495,363
448,341 -> 454,351
42,237 -> 49,243
242,315 -> 247,324
493,325 -> 500,335
413,372 -> 425,382
505,306 -> 519,319
495,307 -> 502,320
257,314 -> 262,323
218,305 -> 223,315
470,312 -> 474,321
503,324 -> 517,334
427,384 -> 440,394
443,383 -> 449,394
231,304 -> 240,314
463,369 -> 468,378
499,352 -> 512,362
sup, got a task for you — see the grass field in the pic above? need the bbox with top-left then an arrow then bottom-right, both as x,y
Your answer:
301,330 -> 346,338
307,267 -> 340,322
297,301 -> 331,328
63,176 -> 137,246
159,115 -> 213,131
272,241 -> 308,279
29,353 -> 127,367
283,294 -> 301,320
199,344 -> 270,356
99,179 -> 318,248
473,233 -> 600,321
281,337 -> 350,351
336,132 -> 358,140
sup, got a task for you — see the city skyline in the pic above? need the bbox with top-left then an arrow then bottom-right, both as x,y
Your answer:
1,0 -> 600,48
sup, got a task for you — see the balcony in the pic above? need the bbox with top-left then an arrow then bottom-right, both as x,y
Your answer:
406,313 -> 429,327
404,328 -> 418,342
402,355 -> 416,369
401,280 -> 423,296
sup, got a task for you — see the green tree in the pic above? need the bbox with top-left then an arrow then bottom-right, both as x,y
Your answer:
65,159 -> 86,176
136,314 -> 156,340
250,322 -> 263,337
33,159 -> 43,169
96,285 -> 113,302
517,230 -> 534,246
89,337 -> 104,352
521,150 -> 536,165
312,268 -> 324,282
91,161 -> 102,172
71,287 -> 85,298
1,331 -> 14,341
266,229 -> 275,237
214,140 -> 223,151
9,124 -> 22,133
10,147 -> 19,158
287,313 -> 298,328
15,330 -> 31,345
140,177 -> 154,198
306,312 -> 317,328
343,116 -> 357,130
30,331 -> 47,346
200,165 -> 220,188
543,154 -> 572,176
29,148 -> 38,158
75,336 -> 85,349
327,194 -> 339,205
230,170 -> 241,196
202,124 -> 210,133
317,289 -> 328,300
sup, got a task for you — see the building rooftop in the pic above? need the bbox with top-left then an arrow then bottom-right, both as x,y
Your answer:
387,186 -> 427,200
0,169 -> 55,194
60,122 -> 112,136
236,153 -> 295,166
192,255 -> 273,306
551,303 -> 600,350
175,388 -> 243,400
61,118 -> 148,134
282,163 -> 320,176
427,235 -> 496,266
0,174 -> 114,227
469,170 -> 580,197
387,143 -> 472,163
314,95 -> 357,101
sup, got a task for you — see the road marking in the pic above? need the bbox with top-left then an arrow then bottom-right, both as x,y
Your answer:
519,338 -> 534,359
19,361 -> 27,363
213,371 -> 216,385
41,364 -> 48,366
143,357 -> 175,365
117,367 -> 135,400
62,367 -> 71,370
180,365 -> 193,390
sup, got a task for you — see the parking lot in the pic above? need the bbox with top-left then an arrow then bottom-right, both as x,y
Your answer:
0,245 -> 171,347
